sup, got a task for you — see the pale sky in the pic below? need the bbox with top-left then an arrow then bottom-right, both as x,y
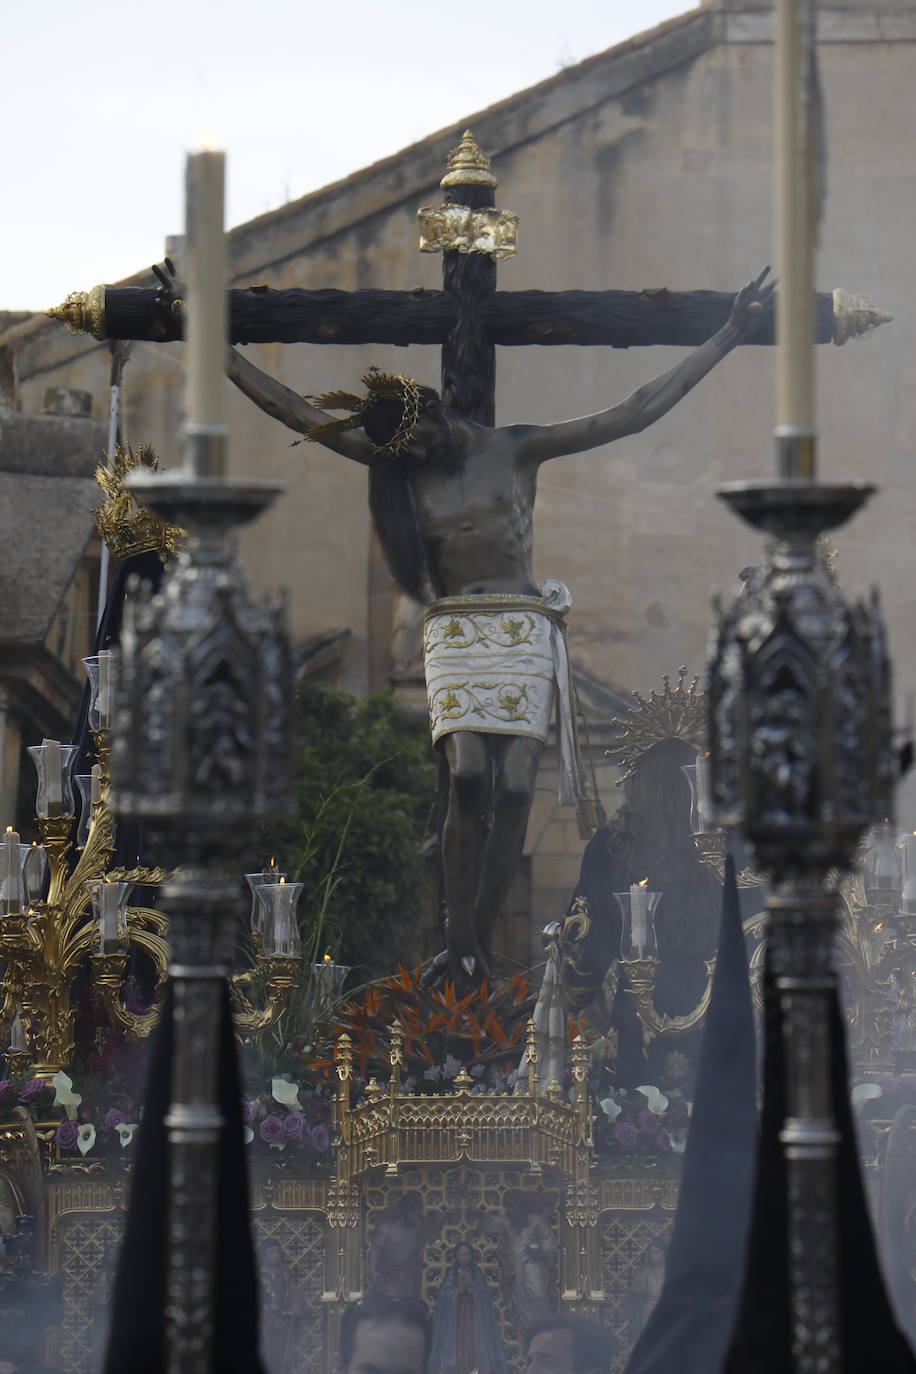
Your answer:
4,0 -> 697,311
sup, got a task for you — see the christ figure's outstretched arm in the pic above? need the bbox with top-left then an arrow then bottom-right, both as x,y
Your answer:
225,346 -> 373,463
515,268 -> 774,465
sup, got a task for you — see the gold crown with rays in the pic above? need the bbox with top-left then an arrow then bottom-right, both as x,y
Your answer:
303,367 -> 424,456
93,442 -> 186,561
606,669 -> 707,783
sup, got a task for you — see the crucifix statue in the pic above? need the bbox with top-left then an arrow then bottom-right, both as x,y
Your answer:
49,132 -> 888,987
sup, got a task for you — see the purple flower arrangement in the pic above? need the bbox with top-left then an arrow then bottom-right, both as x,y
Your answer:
594,1085 -> 691,1162
242,1080 -> 334,1165
51,1103 -> 140,1158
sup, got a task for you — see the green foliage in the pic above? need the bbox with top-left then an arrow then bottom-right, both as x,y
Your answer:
268,681 -> 438,980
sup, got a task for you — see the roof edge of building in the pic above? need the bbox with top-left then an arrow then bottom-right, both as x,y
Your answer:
226,5 -> 716,274
2,4 -> 715,346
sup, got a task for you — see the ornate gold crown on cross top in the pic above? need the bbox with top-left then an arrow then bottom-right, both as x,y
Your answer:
606,668 -> 707,782
417,130 -> 518,260
93,442 -> 186,561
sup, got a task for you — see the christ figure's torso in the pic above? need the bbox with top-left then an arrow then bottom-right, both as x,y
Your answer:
407,424 -> 540,599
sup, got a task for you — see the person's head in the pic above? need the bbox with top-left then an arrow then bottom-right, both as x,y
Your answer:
336,1295 -> 430,1374
523,1316 -> 617,1374
394,1192 -> 424,1227
505,1190 -> 538,1225
360,384 -> 449,461
623,736 -> 696,841
451,1242 -> 474,1271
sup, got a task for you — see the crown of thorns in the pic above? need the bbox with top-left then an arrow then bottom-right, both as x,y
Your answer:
303,367 -> 424,456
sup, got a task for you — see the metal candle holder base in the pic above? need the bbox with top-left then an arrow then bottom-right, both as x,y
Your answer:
709,476 -> 893,1372
619,957 -> 716,1047
112,446 -> 295,1374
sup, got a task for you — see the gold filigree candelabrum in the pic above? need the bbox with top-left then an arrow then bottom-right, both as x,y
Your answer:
684,813 -> 916,1068
613,883 -> 715,1046
230,871 -> 308,1037
0,706 -> 169,1080
0,654 -> 305,1079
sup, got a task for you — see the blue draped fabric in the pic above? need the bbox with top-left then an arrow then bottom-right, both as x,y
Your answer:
429,1262 -> 508,1374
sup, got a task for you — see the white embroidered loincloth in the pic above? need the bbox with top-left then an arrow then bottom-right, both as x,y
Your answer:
424,580 -> 585,810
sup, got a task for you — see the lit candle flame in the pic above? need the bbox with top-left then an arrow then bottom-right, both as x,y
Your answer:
269,856 -> 276,868
323,953 -> 332,965
279,876 -> 286,886
638,876 -> 649,888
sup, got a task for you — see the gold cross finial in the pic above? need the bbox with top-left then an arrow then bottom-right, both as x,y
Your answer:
47,285 -> 107,340
441,130 -> 497,190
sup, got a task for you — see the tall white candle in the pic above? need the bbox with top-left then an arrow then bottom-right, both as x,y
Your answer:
775,0 -> 817,477
9,1012 -> 27,1053
100,884 -> 119,951
185,148 -> 228,448
44,740 -> 63,814
91,764 -> 101,806
97,651 -> 111,724
1,828 -> 20,904
25,842 -> 45,904
695,753 -> 712,832
272,904 -> 292,957
629,881 -> 649,954
903,834 -> 916,914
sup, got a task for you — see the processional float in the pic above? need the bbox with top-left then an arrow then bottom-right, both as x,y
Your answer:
4,6 -> 908,1368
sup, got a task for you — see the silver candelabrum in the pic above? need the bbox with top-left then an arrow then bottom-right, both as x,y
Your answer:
708,478 -> 893,1372
112,446 -> 295,1374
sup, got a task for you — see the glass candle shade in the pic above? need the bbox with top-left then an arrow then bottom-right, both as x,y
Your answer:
245,868 -> 287,938
23,844 -> 47,905
864,822 -> 901,905
310,956 -> 351,1012
86,879 -> 134,954
27,740 -> 78,819
614,886 -> 662,961
256,880 -> 304,957
0,830 -> 31,915
82,651 -> 114,731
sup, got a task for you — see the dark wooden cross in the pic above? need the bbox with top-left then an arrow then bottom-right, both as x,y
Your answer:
48,130 -> 885,426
